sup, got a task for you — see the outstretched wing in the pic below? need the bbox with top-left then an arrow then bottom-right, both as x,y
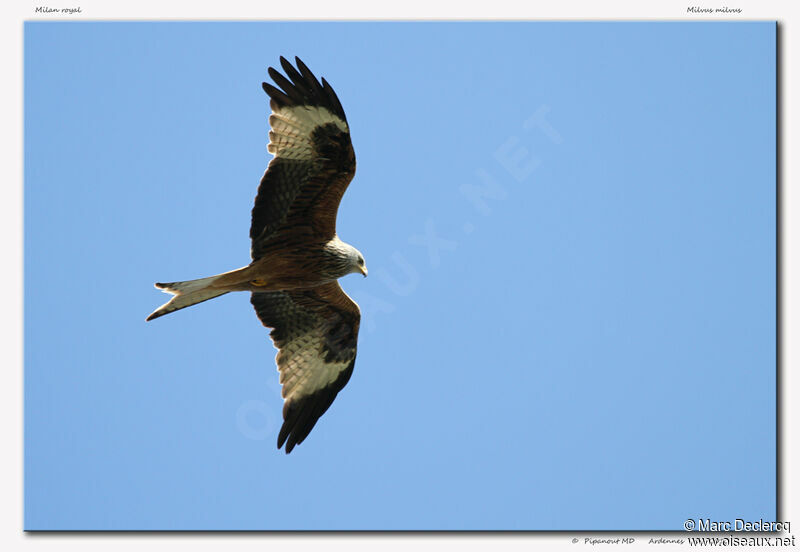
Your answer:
250,56 -> 356,260
251,282 -> 361,453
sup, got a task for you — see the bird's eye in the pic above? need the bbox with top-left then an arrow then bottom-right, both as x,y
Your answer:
358,258 -> 364,265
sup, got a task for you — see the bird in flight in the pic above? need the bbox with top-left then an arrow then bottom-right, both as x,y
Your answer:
147,56 -> 366,454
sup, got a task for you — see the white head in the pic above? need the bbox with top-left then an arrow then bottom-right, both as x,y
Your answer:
346,244 -> 368,277
329,236 -> 367,278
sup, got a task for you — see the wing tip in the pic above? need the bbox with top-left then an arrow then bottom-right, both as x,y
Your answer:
277,427 -> 298,454
262,56 -> 347,121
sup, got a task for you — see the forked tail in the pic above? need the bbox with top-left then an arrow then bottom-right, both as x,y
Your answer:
146,275 -> 229,321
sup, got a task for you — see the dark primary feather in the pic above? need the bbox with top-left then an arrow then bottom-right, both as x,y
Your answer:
264,56 -> 348,121
278,364 -> 354,454
250,56 -> 356,260
295,58 -> 326,99
261,83 -> 292,106
267,67 -> 306,105
321,77 -> 346,122
251,282 -> 360,453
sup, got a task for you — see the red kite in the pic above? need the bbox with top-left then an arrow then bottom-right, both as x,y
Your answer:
147,57 -> 365,454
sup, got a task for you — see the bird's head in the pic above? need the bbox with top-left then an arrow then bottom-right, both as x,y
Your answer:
352,249 -> 368,277
346,245 -> 367,277
330,237 -> 368,278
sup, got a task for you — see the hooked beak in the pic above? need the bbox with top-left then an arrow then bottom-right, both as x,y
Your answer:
359,265 -> 368,277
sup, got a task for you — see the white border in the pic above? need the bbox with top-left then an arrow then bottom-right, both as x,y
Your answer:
3,1 -> 795,551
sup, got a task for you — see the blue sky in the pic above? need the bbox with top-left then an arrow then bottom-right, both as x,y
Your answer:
24,22 -> 776,530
